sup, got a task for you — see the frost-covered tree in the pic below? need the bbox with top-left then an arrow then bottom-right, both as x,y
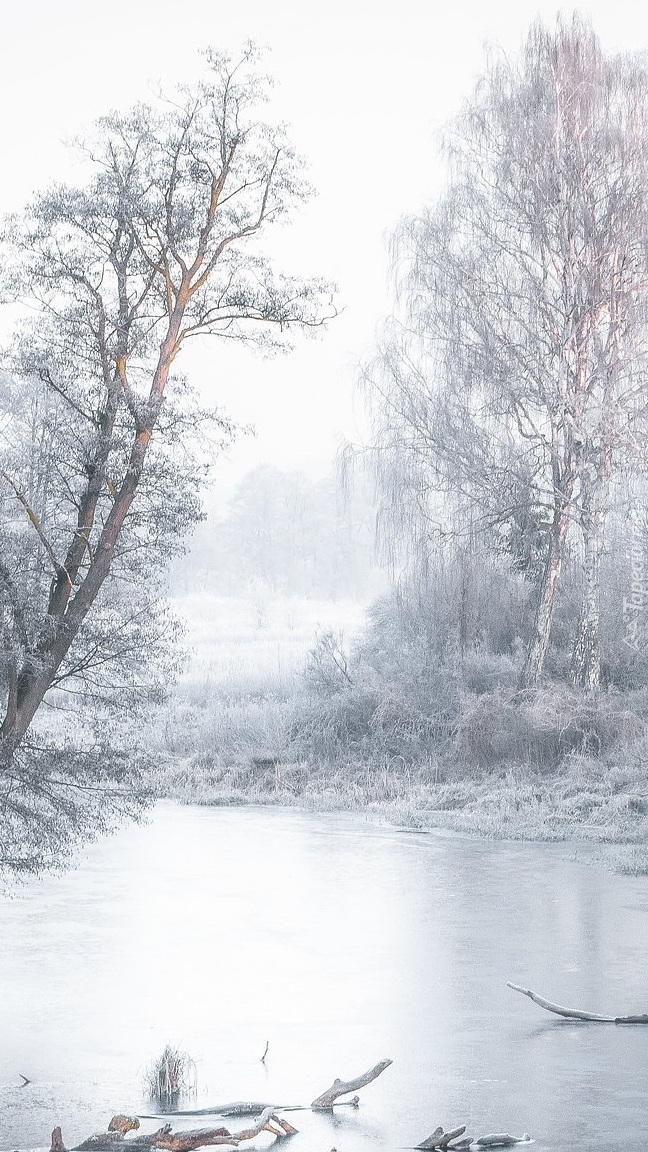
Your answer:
0,46 -> 333,873
367,15 -> 648,689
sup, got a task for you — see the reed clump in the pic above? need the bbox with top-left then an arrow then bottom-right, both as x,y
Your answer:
143,1044 -> 197,1102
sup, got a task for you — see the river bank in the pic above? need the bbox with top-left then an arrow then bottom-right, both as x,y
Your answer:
154,594 -> 648,873
157,752 -> 648,873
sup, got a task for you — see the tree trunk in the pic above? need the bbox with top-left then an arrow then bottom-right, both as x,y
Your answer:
0,483 -> 139,751
0,306 -> 182,761
571,504 -> 606,688
517,402 -> 583,694
518,505 -> 571,690
571,456 -> 611,689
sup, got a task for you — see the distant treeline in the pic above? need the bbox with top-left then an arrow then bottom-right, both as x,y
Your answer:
172,464 -> 384,600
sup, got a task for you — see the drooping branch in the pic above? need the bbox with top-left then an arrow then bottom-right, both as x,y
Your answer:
310,1058 -> 393,1108
507,981 -> 648,1023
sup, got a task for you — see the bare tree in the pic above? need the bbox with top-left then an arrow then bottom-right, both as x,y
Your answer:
0,46 -> 333,873
366,15 -> 648,689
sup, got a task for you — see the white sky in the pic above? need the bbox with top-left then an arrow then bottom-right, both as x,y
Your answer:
2,0 -> 648,499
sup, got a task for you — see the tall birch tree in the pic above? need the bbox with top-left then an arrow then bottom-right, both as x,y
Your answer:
367,15 -> 648,689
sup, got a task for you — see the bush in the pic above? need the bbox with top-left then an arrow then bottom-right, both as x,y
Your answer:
291,687 -> 380,760
457,686 -> 645,771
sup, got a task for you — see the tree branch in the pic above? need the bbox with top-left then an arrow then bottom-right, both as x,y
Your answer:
310,1059 -> 393,1108
1,471 -> 71,584
507,981 -> 648,1023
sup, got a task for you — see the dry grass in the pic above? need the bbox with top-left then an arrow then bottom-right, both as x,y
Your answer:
172,592 -> 367,696
155,743 -> 648,858
143,1044 -> 197,1102
149,593 -> 368,780
150,594 -> 648,869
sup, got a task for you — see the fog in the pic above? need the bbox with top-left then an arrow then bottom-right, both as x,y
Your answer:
4,0 -> 648,487
4,6 -> 648,1149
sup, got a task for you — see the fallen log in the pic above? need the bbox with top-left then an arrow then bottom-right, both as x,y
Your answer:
140,1098 -> 361,1120
152,1108 -> 291,1150
75,1134 -> 135,1151
147,1127 -> 233,1151
53,1109 -> 297,1152
48,1058 -> 392,1151
56,1126 -> 178,1152
507,981 -> 648,1023
139,1102 -> 297,1120
310,1059 -> 393,1108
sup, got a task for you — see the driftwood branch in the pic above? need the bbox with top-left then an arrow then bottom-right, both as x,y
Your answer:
507,981 -> 648,1023
49,1058 -> 393,1152
414,1130 -> 530,1151
139,1103 -> 298,1120
153,1107 -> 292,1150
227,1109 -> 297,1144
310,1058 -> 393,1108
53,1110 -> 298,1152
142,1097 -> 361,1120
416,1124 -> 469,1149
140,1128 -> 233,1151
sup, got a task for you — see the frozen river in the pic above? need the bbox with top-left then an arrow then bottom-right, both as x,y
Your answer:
1,804 -> 648,1150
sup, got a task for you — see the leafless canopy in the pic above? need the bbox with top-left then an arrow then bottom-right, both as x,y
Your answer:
363,15 -> 648,686
0,45 -> 334,874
